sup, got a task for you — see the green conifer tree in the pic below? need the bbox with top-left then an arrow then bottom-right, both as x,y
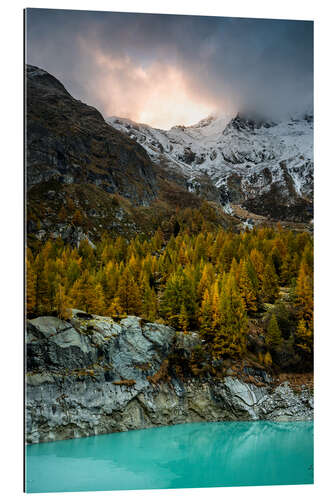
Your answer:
266,314 -> 282,349
213,274 -> 248,359
238,259 -> 257,313
178,302 -> 189,332
261,261 -> 279,303
199,288 -> 214,341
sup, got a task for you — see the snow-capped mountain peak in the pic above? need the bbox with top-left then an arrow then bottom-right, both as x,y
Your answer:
107,111 -> 313,223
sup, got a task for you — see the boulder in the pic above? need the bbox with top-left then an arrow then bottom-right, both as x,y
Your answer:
27,316 -> 71,339
26,316 -> 96,370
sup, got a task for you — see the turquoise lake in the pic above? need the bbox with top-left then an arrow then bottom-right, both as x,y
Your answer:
26,421 -> 313,493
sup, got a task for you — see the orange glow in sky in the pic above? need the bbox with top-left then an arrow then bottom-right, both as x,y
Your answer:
136,70 -> 215,129
78,39 -> 217,129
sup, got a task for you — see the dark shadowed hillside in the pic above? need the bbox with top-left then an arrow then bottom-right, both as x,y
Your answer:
26,65 -> 233,246
26,65 -> 157,202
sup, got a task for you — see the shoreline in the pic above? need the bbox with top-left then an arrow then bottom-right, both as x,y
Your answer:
26,313 -> 313,444
26,417 -> 314,446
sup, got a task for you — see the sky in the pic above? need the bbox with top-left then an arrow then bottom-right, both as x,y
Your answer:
26,9 -> 313,130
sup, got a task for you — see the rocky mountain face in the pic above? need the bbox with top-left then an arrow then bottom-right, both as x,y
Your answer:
26,311 -> 313,444
26,65 -> 313,245
108,111 -> 313,224
26,65 -> 157,202
26,65 -> 234,245
26,65 -> 167,245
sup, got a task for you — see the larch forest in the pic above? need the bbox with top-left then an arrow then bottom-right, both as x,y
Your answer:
26,205 -> 313,376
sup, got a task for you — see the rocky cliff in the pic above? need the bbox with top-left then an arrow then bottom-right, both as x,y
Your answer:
26,311 -> 313,444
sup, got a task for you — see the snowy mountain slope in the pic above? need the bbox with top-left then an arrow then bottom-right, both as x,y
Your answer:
107,112 -> 313,222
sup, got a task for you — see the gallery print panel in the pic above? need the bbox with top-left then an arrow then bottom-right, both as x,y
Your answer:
24,8 -> 313,493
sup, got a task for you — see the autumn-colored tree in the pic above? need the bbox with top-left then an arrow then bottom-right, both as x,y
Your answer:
26,222 -> 313,375
293,250 -> 313,359
295,259 -> 313,327
250,248 -> 265,284
101,262 -> 119,302
72,208 -> 84,226
197,264 -> 212,301
117,268 -> 142,316
229,258 -> 239,283
211,279 -> 222,331
193,233 -> 207,263
106,296 -> 124,319
26,251 -> 36,315
58,205 -> 67,222
78,239 -> 95,264
238,259 -> 257,313
66,197 -> 75,213
70,271 -> 105,315
128,253 -> 141,281
89,283 -> 106,315
295,318 -> 313,354
178,241 -> 189,266
151,228 -> 164,252
54,284 -> 72,320
218,240 -> 235,272
261,261 -> 279,303
264,351 -> 272,367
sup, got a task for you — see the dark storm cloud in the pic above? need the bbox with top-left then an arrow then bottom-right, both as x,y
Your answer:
26,9 -> 313,126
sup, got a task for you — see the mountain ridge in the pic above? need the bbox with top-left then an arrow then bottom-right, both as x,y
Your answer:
26,64 -> 157,203
25,64 -> 313,247
108,111 -> 313,223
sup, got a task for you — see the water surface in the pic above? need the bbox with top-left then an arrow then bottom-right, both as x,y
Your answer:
26,421 -> 313,493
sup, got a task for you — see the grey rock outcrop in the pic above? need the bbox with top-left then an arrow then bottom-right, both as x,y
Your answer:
25,312 -> 313,444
